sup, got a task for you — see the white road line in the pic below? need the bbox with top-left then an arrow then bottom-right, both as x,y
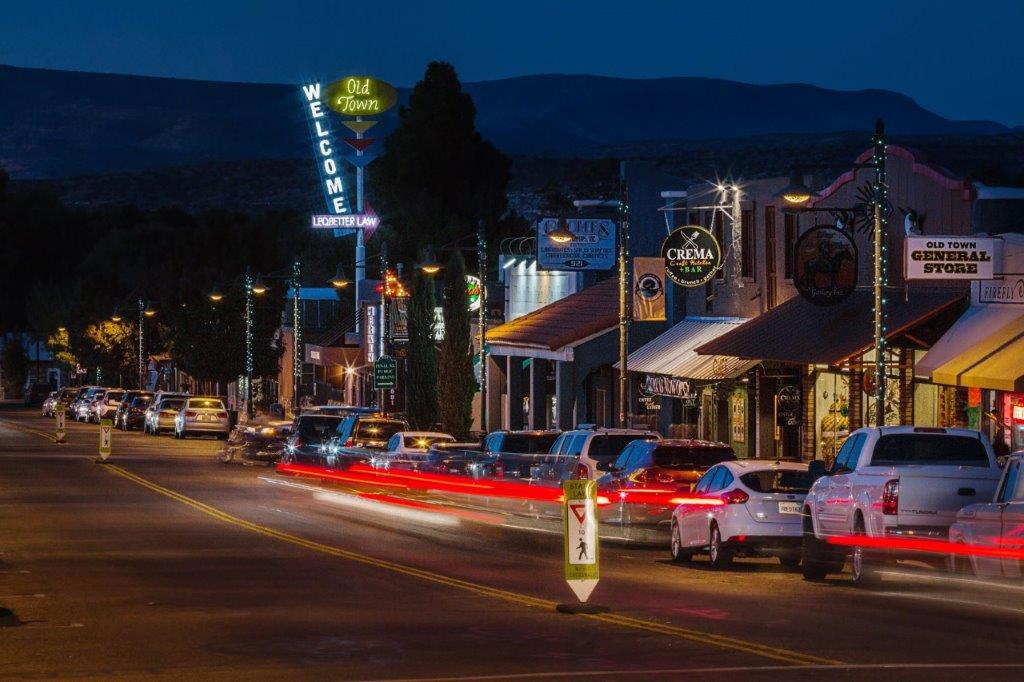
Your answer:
873,589 -> 1024,616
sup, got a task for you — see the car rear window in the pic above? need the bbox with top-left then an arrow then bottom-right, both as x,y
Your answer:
588,435 -> 657,462
653,446 -> 736,469
162,400 -> 185,410
501,434 -> 559,454
189,399 -> 224,409
404,435 -> 454,448
107,391 -> 124,401
298,416 -> 343,440
740,469 -> 813,494
870,434 -> 990,467
132,397 -> 152,406
355,420 -> 405,440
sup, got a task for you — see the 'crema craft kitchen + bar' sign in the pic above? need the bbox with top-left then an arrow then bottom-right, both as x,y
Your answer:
905,236 -> 997,280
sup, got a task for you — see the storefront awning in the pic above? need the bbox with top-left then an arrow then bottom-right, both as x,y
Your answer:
694,289 -> 966,366
618,317 -> 758,380
916,305 -> 1024,378
930,313 -> 1024,392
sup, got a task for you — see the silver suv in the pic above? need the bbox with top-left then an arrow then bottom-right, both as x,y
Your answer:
535,426 -> 661,481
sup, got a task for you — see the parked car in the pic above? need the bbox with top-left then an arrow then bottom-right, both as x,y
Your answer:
75,387 -> 106,422
948,451 -> 1024,579
602,439 -> 736,491
801,426 -> 1001,586
118,394 -> 154,430
41,391 -> 60,417
536,426 -> 661,481
321,415 -> 409,467
282,414 -> 346,465
670,460 -> 813,569
92,389 -> 125,423
369,432 -> 457,471
461,430 -> 562,478
114,391 -> 154,429
219,418 -> 293,464
68,386 -> 95,418
144,396 -> 186,435
55,387 -> 80,415
173,396 -> 230,439
304,405 -> 380,417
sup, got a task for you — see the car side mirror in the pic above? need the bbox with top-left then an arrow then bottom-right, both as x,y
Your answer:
808,459 -> 829,480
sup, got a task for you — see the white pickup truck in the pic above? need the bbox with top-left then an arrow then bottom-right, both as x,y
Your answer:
801,426 -> 1001,587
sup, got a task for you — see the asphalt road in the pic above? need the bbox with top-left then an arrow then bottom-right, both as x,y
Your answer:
2,408 -> 1024,681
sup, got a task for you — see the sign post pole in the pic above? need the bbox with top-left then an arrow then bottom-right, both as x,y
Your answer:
97,418 -> 112,463
55,404 -> 67,444
557,479 -> 607,614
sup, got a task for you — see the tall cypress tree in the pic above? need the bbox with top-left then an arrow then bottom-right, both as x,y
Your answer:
406,268 -> 438,430
437,252 -> 474,439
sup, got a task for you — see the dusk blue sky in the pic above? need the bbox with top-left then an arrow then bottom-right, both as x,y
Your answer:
2,0 -> 1021,125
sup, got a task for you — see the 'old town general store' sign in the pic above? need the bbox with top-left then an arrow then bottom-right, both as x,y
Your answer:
905,236 -> 997,280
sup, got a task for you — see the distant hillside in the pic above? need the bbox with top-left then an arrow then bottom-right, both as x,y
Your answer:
0,65 -> 1010,179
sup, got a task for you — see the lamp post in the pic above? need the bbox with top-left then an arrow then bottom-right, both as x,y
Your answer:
292,258 -> 302,414
617,186 -> 630,428
137,298 -> 156,389
477,220 -> 488,433
780,118 -> 889,427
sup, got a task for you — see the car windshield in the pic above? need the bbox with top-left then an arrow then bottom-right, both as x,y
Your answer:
404,435 -> 454,449
298,416 -> 343,440
355,420 -> 405,440
500,434 -> 559,454
189,399 -> 224,409
653,446 -> 736,469
740,469 -> 813,494
870,434 -> 990,467
589,434 -> 657,462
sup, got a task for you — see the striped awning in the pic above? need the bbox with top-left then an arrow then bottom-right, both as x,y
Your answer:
619,317 -> 758,380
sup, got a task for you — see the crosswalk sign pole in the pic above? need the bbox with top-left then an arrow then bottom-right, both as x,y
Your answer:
96,418 -> 113,463
55,404 -> 67,444
557,479 -> 607,614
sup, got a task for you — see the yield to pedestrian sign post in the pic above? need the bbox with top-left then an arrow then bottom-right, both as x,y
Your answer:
563,479 -> 599,602
55,404 -> 67,443
98,419 -> 113,461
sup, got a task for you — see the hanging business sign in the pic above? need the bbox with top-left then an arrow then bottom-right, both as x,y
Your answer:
978,277 -> 1024,305
776,384 -> 802,427
905,236 -> 997,280
794,225 -> 858,306
466,275 -> 483,312
661,225 -> 722,287
632,257 -> 666,321
324,76 -> 398,117
389,298 -> 409,342
537,218 -> 616,271
300,81 -> 348,215
640,374 -> 697,402
364,304 -> 378,364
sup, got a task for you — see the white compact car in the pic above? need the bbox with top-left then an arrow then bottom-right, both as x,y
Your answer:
174,397 -> 231,439
670,460 -> 813,569
948,451 -> 1024,579
369,432 -> 457,471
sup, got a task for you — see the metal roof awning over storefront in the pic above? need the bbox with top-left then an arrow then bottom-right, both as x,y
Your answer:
618,317 -> 758,380
486,278 -> 618,360
694,289 -> 967,366
916,305 -> 1024,379
927,312 -> 1024,392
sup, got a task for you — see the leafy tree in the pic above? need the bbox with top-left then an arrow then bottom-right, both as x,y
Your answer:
371,61 -> 512,266
437,252 -> 474,439
82,320 -> 136,386
406,267 -> 438,430
1,335 -> 28,398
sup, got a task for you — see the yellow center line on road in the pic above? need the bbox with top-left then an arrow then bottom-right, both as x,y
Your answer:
101,463 -> 841,667
0,418 -> 58,443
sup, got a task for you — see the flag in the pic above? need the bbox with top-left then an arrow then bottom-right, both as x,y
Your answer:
632,257 -> 666,321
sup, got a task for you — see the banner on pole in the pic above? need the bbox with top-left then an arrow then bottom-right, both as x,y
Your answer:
632,257 -> 666,321
563,479 -> 599,602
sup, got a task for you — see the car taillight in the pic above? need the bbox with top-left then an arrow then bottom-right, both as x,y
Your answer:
882,479 -> 899,515
344,437 -> 354,447
185,411 -> 198,418
216,412 -> 228,419
722,488 -> 749,505
437,463 -> 449,474
493,461 -> 504,478
575,463 -> 590,480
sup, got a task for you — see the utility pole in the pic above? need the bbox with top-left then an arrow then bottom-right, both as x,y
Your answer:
477,219 -> 488,433
292,258 -> 302,414
872,118 -> 888,426
618,179 -> 630,428
244,269 -> 255,420
137,298 -> 145,389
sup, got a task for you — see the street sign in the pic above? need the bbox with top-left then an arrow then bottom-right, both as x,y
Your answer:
537,218 -> 616,271
98,419 -> 113,461
563,479 -> 599,603
55,404 -> 66,443
374,355 -> 397,389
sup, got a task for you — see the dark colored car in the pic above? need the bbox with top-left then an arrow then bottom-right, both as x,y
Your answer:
457,430 -> 562,478
320,415 -> 410,467
219,419 -> 293,464
601,439 -> 737,491
115,391 -> 154,430
282,414 -> 346,465
119,395 -> 154,430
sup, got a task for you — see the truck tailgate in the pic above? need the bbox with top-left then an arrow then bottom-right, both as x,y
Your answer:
891,466 -> 1000,529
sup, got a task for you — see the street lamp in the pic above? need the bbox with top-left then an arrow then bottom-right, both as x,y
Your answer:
208,286 -> 224,303
138,299 -> 156,389
110,309 -> 122,323
547,216 -> 574,244
329,265 -> 351,289
780,119 -> 888,426
418,247 -> 442,275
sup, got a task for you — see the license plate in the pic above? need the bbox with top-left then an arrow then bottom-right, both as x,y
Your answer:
198,415 -> 208,421
778,501 -> 801,515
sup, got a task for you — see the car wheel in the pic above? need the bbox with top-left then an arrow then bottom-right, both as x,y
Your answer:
670,522 -> 692,563
850,516 -> 882,588
947,542 -> 973,577
801,510 -> 833,581
707,524 -> 732,569
779,553 -> 801,570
